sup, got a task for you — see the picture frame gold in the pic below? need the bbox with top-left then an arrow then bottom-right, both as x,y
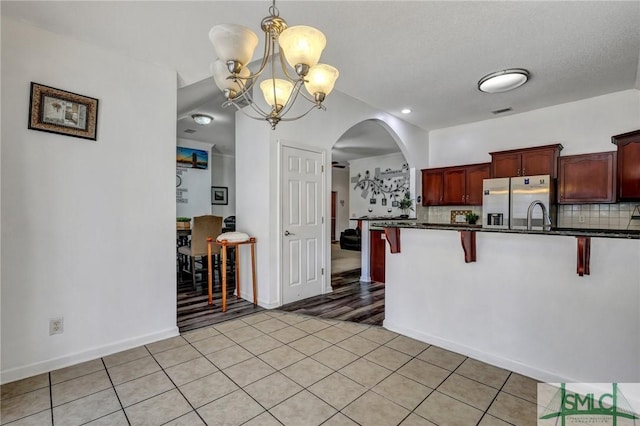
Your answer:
28,82 -> 99,141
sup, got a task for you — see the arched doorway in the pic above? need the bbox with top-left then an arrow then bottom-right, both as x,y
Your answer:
322,119 -> 412,324
331,119 -> 412,275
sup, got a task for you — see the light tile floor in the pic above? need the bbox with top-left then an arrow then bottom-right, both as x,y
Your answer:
1,311 -> 540,425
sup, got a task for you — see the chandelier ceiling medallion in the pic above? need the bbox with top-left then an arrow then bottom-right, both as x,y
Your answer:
209,0 -> 339,129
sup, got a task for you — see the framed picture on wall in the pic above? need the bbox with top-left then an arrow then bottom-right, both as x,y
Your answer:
28,82 -> 99,141
212,186 -> 228,205
177,146 -> 208,169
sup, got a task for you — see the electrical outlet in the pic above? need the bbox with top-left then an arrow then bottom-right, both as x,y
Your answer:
49,317 -> 64,335
578,215 -> 586,223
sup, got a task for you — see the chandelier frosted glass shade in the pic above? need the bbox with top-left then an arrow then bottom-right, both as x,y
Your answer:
260,79 -> 294,111
278,26 -> 326,73
209,24 -> 259,69
211,60 -> 250,97
478,69 -> 530,93
304,64 -> 339,100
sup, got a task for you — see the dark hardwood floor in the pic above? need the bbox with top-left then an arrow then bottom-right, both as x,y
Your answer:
177,267 -> 384,333
177,277 -> 263,333
278,269 -> 384,325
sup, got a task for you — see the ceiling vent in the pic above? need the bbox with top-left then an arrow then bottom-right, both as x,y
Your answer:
491,107 -> 513,115
184,129 -> 197,134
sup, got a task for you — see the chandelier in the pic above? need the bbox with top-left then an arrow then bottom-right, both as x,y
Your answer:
209,0 -> 339,129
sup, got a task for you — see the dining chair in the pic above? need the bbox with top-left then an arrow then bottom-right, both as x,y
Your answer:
177,215 -> 223,288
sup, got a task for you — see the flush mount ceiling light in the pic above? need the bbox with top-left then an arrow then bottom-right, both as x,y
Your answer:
478,69 -> 530,93
401,108 -> 412,114
192,114 -> 214,125
209,0 -> 339,129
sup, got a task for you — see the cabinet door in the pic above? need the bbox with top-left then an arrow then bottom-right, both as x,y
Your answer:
491,144 -> 562,178
613,131 -> 640,200
422,170 -> 444,205
491,153 -> 521,178
521,148 -> 558,177
558,152 -> 616,204
443,168 -> 466,205
466,163 -> 491,205
370,230 -> 385,283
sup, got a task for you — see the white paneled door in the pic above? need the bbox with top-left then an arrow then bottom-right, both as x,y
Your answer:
281,145 -> 325,305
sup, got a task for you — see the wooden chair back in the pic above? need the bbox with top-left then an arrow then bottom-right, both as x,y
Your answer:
190,215 -> 222,256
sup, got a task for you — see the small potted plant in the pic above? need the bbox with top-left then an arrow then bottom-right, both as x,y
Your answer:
465,212 -> 479,225
176,217 -> 191,230
398,195 -> 414,218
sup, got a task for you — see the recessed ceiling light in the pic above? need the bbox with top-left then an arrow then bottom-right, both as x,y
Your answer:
478,69 -> 530,93
401,108 -> 412,114
192,114 -> 214,125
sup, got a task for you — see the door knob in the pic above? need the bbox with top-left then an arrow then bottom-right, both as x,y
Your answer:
284,230 -> 294,236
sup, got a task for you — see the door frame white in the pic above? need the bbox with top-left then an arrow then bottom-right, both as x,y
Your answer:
277,139 -> 329,307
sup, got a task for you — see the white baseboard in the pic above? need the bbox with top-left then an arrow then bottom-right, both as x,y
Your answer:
257,298 -> 281,309
383,319 -> 577,384
0,326 -> 179,385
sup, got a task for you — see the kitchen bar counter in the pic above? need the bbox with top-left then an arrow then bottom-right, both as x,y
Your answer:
381,225 -> 640,384
352,216 -> 416,282
370,221 -> 640,239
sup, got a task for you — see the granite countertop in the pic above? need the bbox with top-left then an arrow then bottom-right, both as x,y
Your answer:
355,216 -> 417,221
369,222 -> 640,239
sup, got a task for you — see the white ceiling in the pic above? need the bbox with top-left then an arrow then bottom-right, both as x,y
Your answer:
4,1 -> 639,160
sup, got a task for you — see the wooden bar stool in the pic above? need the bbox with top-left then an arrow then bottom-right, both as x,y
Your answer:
207,236 -> 257,312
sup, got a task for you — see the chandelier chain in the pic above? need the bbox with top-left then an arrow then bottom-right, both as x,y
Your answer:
269,0 -> 279,17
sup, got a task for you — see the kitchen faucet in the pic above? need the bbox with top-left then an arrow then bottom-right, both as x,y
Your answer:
527,200 -> 551,230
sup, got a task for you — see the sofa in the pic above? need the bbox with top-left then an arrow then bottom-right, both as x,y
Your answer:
339,228 -> 361,251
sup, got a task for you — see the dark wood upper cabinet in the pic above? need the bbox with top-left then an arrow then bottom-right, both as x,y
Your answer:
443,167 -> 467,205
465,163 -> 491,205
558,152 -> 616,204
490,144 -> 563,178
422,163 -> 489,206
421,168 -> 444,205
491,152 -> 521,179
612,130 -> 640,200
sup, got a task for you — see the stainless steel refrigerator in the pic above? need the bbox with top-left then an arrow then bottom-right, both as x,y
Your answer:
482,178 -> 510,229
510,175 -> 555,230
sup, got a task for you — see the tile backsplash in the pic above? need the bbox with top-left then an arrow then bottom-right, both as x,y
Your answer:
418,205 -> 482,224
418,203 -> 640,230
556,203 -> 640,230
